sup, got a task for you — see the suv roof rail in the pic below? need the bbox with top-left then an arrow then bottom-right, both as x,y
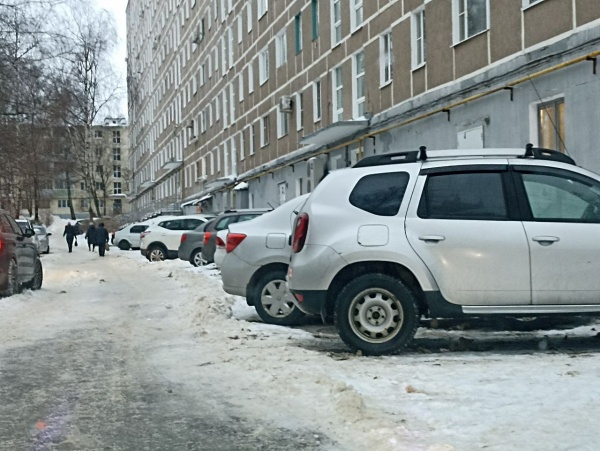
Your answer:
353,145 -> 576,168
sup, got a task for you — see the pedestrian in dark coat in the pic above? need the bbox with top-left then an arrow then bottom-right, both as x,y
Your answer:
96,222 -> 110,257
63,222 -> 76,253
85,224 -> 97,251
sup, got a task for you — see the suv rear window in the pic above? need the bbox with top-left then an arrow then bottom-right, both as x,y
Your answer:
418,172 -> 508,220
349,172 -> 409,216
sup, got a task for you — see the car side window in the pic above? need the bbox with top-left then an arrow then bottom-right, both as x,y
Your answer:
5,215 -> 23,235
237,214 -> 260,223
130,225 -> 147,233
418,171 -> 508,220
215,217 -> 235,231
521,171 -> 600,223
159,220 -> 183,230
185,219 -> 203,229
349,172 -> 410,216
0,214 -> 13,234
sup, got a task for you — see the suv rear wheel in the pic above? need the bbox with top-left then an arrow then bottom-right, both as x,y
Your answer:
118,240 -> 131,251
335,273 -> 419,355
252,270 -> 305,326
24,259 -> 43,290
148,245 -> 166,262
190,249 -> 207,267
1,259 -> 19,297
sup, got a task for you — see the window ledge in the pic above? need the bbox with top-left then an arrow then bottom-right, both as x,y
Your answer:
412,62 -> 426,72
452,29 -> 489,48
522,0 -> 545,11
379,80 -> 392,89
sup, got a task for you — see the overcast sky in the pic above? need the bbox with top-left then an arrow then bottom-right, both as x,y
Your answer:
97,0 -> 128,118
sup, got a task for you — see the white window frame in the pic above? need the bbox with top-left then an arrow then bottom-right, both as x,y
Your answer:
350,0 -> 363,32
239,131 -> 245,160
248,124 -> 255,155
257,0 -> 268,18
331,0 -> 342,47
229,83 -> 236,123
522,0 -> 545,9
200,109 -> 207,133
248,63 -> 254,93
452,0 -> 490,45
296,92 -> 304,131
352,51 -> 366,119
411,8 -> 426,70
228,26 -> 234,68
238,73 -> 244,102
237,16 -> 243,43
332,65 -> 343,122
277,107 -> 289,138
275,30 -> 287,68
312,80 -> 321,122
247,2 -> 253,32
260,114 -> 270,147
379,31 -> 393,87
258,47 -> 269,85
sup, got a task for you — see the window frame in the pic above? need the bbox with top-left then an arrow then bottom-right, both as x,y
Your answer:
258,47 -> 269,85
311,0 -> 319,40
275,29 -> 288,68
260,114 -> 270,147
332,65 -> 344,122
411,8 -> 426,70
352,51 -> 366,119
350,0 -> 363,32
379,31 -> 393,87
452,0 -> 490,45
312,80 -> 322,122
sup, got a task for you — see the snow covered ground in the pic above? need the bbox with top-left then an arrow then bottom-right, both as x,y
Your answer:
2,224 -> 600,450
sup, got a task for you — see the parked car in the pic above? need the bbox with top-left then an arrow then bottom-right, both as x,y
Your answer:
140,214 -> 215,262
287,146 -> 600,355
201,209 -> 271,264
113,218 -> 173,250
178,219 -> 215,266
0,209 -> 43,295
221,195 -> 309,325
212,229 -> 229,268
33,225 -> 51,254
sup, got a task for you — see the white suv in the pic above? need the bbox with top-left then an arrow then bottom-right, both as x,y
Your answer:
288,146 -> 600,355
140,214 -> 214,261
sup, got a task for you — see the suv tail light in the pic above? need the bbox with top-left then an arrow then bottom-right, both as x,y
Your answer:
226,233 -> 246,253
180,234 -> 188,244
292,213 -> 309,253
216,236 -> 225,248
140,231 -> 150,239
203,232 -> 211,245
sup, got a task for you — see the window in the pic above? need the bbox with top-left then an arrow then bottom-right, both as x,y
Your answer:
277,107 -> 289,138
538,98 -> 565,152
238,73 -> 244,102
200,109 -> 207,133
228,27 -> 234,68
350,0 -> 363,31
521,170 -> 600,223
295,13 -> 302,54
94,130 -> 103,139
113,131 -> 121,143
352,51 -> 366,118
412,9 -> 426,69
350,172 -> 410,216
259,47 -> 269,85
311,0 -> 319,40
113,165 -> 121,178
418,172 -> 508,220
522,0 -> 545,8
313,80 -> 321,122
58,199 -> 68,208
113,148 -> 121,161
275,30 -> 287,68
260,114 -> 270,147
296,92 -> 304,131
248,63 -> 254,93
258,0 -> 267,18
200,62 -> 206,85
248,125 -> 255,155
239,131 -> 245,160
331,0 -> 342,46
332,66 -> 343,122
453,0 -> 489,43
113,182 -> 122,195
380,32 -> 393,86
247,2 -> 253,31
237,16 -> 243,43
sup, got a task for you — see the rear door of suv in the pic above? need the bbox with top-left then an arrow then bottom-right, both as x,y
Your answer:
512,163 -> 600,305
405,163 -> 531,306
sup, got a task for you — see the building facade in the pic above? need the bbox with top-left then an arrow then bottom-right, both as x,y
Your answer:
50,118 -> 132,219
126,0 -> 600,216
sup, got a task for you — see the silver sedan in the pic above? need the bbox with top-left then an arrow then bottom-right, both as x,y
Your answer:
33,225 -> 51,254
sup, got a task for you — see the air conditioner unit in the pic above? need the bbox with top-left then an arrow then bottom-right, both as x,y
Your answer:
306,156 -> 326,193
279,95 -> 293,113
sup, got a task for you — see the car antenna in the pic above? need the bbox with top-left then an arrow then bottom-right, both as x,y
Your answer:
419,146 -> 428,161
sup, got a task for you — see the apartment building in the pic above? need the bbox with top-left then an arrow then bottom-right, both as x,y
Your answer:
126,0 -> 600,214
50,118 -> 132,219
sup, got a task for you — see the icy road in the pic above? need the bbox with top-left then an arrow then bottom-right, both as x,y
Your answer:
1,230 -> 600,450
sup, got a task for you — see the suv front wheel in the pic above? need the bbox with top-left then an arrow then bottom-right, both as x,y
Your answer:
147,245 -> 166,262
335,273 -> 419,355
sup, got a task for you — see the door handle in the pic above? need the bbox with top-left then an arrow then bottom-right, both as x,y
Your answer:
532,236 -> 559,246
418,235 -> 445,243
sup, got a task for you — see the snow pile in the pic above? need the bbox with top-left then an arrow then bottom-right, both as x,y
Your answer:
47,216 -> 69,236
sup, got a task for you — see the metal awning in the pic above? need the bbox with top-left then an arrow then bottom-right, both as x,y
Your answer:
299,120 -> 369,146
139,180 -> 156,190
199,194 -> 212,202
162,159 -> 183,170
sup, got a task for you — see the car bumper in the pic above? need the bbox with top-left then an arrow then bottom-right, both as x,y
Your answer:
221,253 -> 256,297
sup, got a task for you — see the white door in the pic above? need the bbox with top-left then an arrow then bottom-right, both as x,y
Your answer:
516,166 -> 600,304
406,168 -> 531,306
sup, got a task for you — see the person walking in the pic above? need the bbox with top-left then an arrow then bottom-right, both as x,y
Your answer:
96,222 -> 110,257
63,222 -> 76,253
85,223 -> 97,251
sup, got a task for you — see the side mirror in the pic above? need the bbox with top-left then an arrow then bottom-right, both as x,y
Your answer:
24,228 -> 35,238
47,233 -> 52,236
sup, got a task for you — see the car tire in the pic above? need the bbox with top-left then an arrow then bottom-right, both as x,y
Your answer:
148,245 -> 166,262
1,259 -> 19,297
24,259 -> 43,290
252,270 -> 305,326
190,249 -> 207,267
335,273 -> 419,356
118,240 -> 131,251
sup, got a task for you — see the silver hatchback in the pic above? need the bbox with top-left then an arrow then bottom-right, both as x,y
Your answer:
33,225 -> 51,254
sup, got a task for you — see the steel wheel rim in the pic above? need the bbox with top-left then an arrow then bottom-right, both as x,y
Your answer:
260,279 -> 295,318
348,288 -> 404,344
149,249 -> 164,261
